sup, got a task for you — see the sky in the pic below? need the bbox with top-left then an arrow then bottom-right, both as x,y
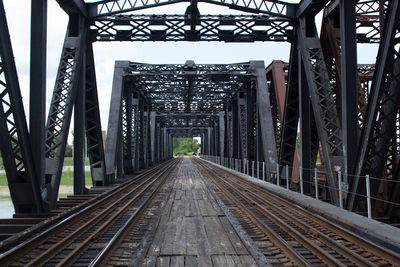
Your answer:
3,1 -> 378,144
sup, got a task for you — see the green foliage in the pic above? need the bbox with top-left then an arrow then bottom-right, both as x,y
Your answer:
63,157 -> 90,166
59,170 -> 93,186
0,171 -> 92,186
173,137 -> 200,155
65,144 -> 73,157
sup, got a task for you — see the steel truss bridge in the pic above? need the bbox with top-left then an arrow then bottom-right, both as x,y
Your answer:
0,0 -> 399,223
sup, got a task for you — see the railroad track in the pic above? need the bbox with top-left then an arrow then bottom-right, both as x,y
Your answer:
194,158 -> 400,267
0,159 -> 180,266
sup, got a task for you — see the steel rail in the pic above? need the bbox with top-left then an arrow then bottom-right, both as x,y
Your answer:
194,160 -> 311,266
56,158 -> 179,266
88,158 -> 180,266
210,160 -> 400,265
208,168 -> 380,266
197,158 -> 400,266
239,187 -> 378,266
195,158 -> 400,266
0,159 -> 174,265
198,160 -> 344,266
25,160 -> 178,266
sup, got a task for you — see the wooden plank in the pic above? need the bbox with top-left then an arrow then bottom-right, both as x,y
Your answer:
147,186 -> 176,257
239,255 -> 258,266
207,194 -> 225,216
174,189 -> 184,200
161,217 -> 186,255
212,255 -> 242,266
185,216 -> 213,266
197,199 -> 218,217
185,199 -> 200,217
169,199 -> 185,219
203,216 -> 236,255
219,217 -> 250,255
156,256 -> 170,267
170,256 -> 184,267
184,256 -> 197,266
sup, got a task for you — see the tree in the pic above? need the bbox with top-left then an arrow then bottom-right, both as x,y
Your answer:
173,137 -> 200,155
65,144 -> 73,157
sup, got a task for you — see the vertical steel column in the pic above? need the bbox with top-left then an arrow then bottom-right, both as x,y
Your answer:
44,17 -> 88,208
122,86 -> 134,174
250,61 -> 278,175
297,16 -> 343,206
219,111 -> 225,159
299,58 -> 312,194
0,0 -> 43,212
340,0 -> 358,185
169,134 -> 173,159
163,128 -> 167,160
116,105 -> 124,179
201,133 -> 205,155
85,43 -> 106,186
150,112 -> 156,165
105,61 -> 129,183
73,17 -> 87,194
207,127 -> 211,156
279,45 -> 300,185
232,98 -> 239,159
133,96 -> 140,170
248,83 -> 258,162
226,104 -> 233,158
237,93 -> 248,160
30,0 -> 47,197
348,0 -> 400,210
138,96 -> 144,168
156,122 -> 161,163
143,106 -> 150,167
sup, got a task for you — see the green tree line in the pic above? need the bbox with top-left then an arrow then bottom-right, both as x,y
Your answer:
173,137 -> 200,155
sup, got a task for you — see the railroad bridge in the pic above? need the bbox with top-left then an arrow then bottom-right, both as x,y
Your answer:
0,0 -> 400,265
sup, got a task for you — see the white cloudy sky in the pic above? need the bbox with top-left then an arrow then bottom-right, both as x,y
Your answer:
3,1 -> 378,143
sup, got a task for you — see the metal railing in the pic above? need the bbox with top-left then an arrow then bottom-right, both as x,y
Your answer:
199,154 -> 400,220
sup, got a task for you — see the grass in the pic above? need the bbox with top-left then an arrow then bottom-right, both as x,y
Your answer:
0,171 -> 92,187
0,157 -> 90,170
63,157 -> 90,166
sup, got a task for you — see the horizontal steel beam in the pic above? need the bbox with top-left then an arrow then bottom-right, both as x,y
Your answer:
88,0 -> 296,18
90,14 -> 294,42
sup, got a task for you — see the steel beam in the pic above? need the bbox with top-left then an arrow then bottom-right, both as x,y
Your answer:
237,94 -> 248,159
85,43 -> 106,186
30,0 -> 47,198
150,111 -> 156,165
122,86 -> 133,174
89,0 -> 295,18
278,46 -> 300,185
348,0 -> 400,210
340,0 -> 358,187
250,61 -> 278,176
73,22 -> 87,194
296,0 -> 330,17
143,106 -> 149,168
56,0 -> 87,17
105,61 -> 129,183
0,0 -> 43,212
44,17 -> 87,208
91,14 -> 294,42
297,17 -> 343,206
299,58 -> 312,194
219,111 -> 225,160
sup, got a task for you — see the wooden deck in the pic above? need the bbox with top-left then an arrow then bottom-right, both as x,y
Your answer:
142,157 -> 257,266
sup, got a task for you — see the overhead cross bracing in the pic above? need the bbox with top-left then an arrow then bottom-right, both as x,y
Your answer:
125,61 -> 251,112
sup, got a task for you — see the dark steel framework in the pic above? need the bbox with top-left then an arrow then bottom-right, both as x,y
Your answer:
0,0 -> 398,222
